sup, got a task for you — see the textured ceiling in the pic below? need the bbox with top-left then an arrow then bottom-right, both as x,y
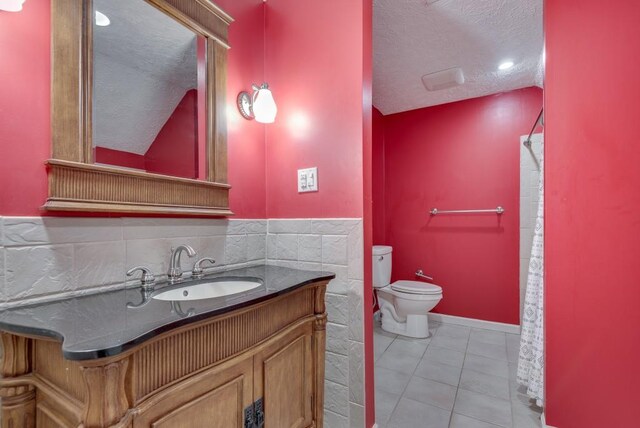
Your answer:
373,0 -> 543,115
93,0 -> 198,154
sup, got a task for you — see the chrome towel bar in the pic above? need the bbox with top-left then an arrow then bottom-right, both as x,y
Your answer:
430,206 -> 504,215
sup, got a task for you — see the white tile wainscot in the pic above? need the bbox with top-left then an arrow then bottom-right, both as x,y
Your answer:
0,217 -> 267,306
266,219 -> 365,428
0,216 -> 366,428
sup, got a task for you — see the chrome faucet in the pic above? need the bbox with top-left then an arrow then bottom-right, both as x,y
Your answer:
168,245 -> 197,283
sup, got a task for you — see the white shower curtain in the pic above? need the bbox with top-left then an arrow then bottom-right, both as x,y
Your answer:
517,138 -> 544,406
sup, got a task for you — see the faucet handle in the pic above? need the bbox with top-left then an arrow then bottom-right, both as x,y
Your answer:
126,266 -> 156,288
192,258 -> 216,278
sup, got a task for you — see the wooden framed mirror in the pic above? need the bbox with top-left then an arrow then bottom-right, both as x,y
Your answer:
46,0 -> 233,216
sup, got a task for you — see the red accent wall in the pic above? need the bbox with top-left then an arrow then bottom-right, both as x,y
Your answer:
263,0 -> 367,218
95,147 -> 145,170
215,0 -> 267,218
380,87 -> 542,324
372,107 -> 386,244
145,89 -> 198,179
545,1 -> 640,426
0,0 -> 267,218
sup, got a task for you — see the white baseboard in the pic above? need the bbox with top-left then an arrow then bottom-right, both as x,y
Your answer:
428,313 -> 520,334
371,424 -> 378,428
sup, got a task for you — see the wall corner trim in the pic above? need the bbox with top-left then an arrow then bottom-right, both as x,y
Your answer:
541,413 -> 557,428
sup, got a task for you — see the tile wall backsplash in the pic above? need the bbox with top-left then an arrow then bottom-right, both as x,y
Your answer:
0,217 -> 267,305
520,134 -> 543,322
0,216 -> 366,428
265,219 -> 364,428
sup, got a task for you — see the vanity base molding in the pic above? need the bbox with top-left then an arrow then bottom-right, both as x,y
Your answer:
0,281 -> 328,428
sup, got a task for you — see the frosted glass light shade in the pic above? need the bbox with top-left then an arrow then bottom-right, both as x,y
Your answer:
95,10 -> 111,26
252,88 -> 277,124
0,0 -> 26,12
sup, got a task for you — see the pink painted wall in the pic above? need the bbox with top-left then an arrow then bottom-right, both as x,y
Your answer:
145,89 -> 198,179
0,2 -> 50,215
215,0 -> 267,218
0,0 -> 266,218
263,0 -> 367,218
544,1 -> 640,426
380,87 -> 542,324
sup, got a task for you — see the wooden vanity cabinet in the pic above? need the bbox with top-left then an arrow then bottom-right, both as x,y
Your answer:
0,281 -> 328,428
254,324 -> 315,428
132,355 -> 254,428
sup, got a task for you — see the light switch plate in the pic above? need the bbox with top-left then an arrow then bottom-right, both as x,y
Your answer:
298,167 -> 318,193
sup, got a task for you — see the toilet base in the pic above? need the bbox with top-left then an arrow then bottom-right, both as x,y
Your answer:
381,311 -> 431,339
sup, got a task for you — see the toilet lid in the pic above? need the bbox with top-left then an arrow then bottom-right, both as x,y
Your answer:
391,280 -> 442,295
373,245 -> 392,256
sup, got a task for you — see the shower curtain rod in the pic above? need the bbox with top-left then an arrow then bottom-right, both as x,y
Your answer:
523,108 -> 544,148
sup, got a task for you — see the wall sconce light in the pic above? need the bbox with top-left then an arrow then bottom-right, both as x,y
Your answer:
0,0 -> 26,12
237,83 -> 277,124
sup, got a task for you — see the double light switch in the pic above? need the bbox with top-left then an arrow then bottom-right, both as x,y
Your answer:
298,167 -> 318,193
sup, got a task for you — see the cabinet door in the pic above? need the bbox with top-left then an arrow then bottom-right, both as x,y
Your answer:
254,323 -> 314,428
134,356 -> 254,428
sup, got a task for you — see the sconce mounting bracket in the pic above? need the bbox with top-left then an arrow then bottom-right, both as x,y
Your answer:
237,91 -> 254,120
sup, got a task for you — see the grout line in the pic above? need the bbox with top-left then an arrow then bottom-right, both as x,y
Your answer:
447,325 -> 471,428
378,323 -> 439,426
386,335 -> 423,424
375,324 -> 533,428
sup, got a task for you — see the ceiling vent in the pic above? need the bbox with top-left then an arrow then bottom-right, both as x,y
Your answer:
421,67 -> 465,91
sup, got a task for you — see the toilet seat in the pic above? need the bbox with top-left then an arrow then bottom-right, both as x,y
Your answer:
378,284 -> 442,302
391,280 -> 442,295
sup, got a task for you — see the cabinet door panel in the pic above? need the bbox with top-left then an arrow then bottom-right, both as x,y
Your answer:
255,325 -> 314,428
134,356 -> 253,428
152,376 -> 244,428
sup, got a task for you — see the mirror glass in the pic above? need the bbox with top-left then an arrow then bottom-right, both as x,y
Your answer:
92,0 -> 204,179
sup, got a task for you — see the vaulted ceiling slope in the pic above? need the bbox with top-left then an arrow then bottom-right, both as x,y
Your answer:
373,0 -> 543,115
93,0 -> 198,155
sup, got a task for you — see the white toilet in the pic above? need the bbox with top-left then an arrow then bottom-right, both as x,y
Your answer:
373,245 -> 443,338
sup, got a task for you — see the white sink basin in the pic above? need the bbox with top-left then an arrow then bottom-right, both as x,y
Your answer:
153,280 -> 262,302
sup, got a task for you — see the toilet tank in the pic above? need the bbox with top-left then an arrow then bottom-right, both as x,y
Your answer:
372,246 -> 392,288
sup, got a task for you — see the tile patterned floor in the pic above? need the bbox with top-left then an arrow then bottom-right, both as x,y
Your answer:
374,321 -> 542,428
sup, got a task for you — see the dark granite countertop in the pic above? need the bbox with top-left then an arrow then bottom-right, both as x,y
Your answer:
0,265 -> 334,361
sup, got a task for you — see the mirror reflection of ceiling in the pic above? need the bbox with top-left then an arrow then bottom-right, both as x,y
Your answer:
373,0 -> 543,115
93,0 -> 198,155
